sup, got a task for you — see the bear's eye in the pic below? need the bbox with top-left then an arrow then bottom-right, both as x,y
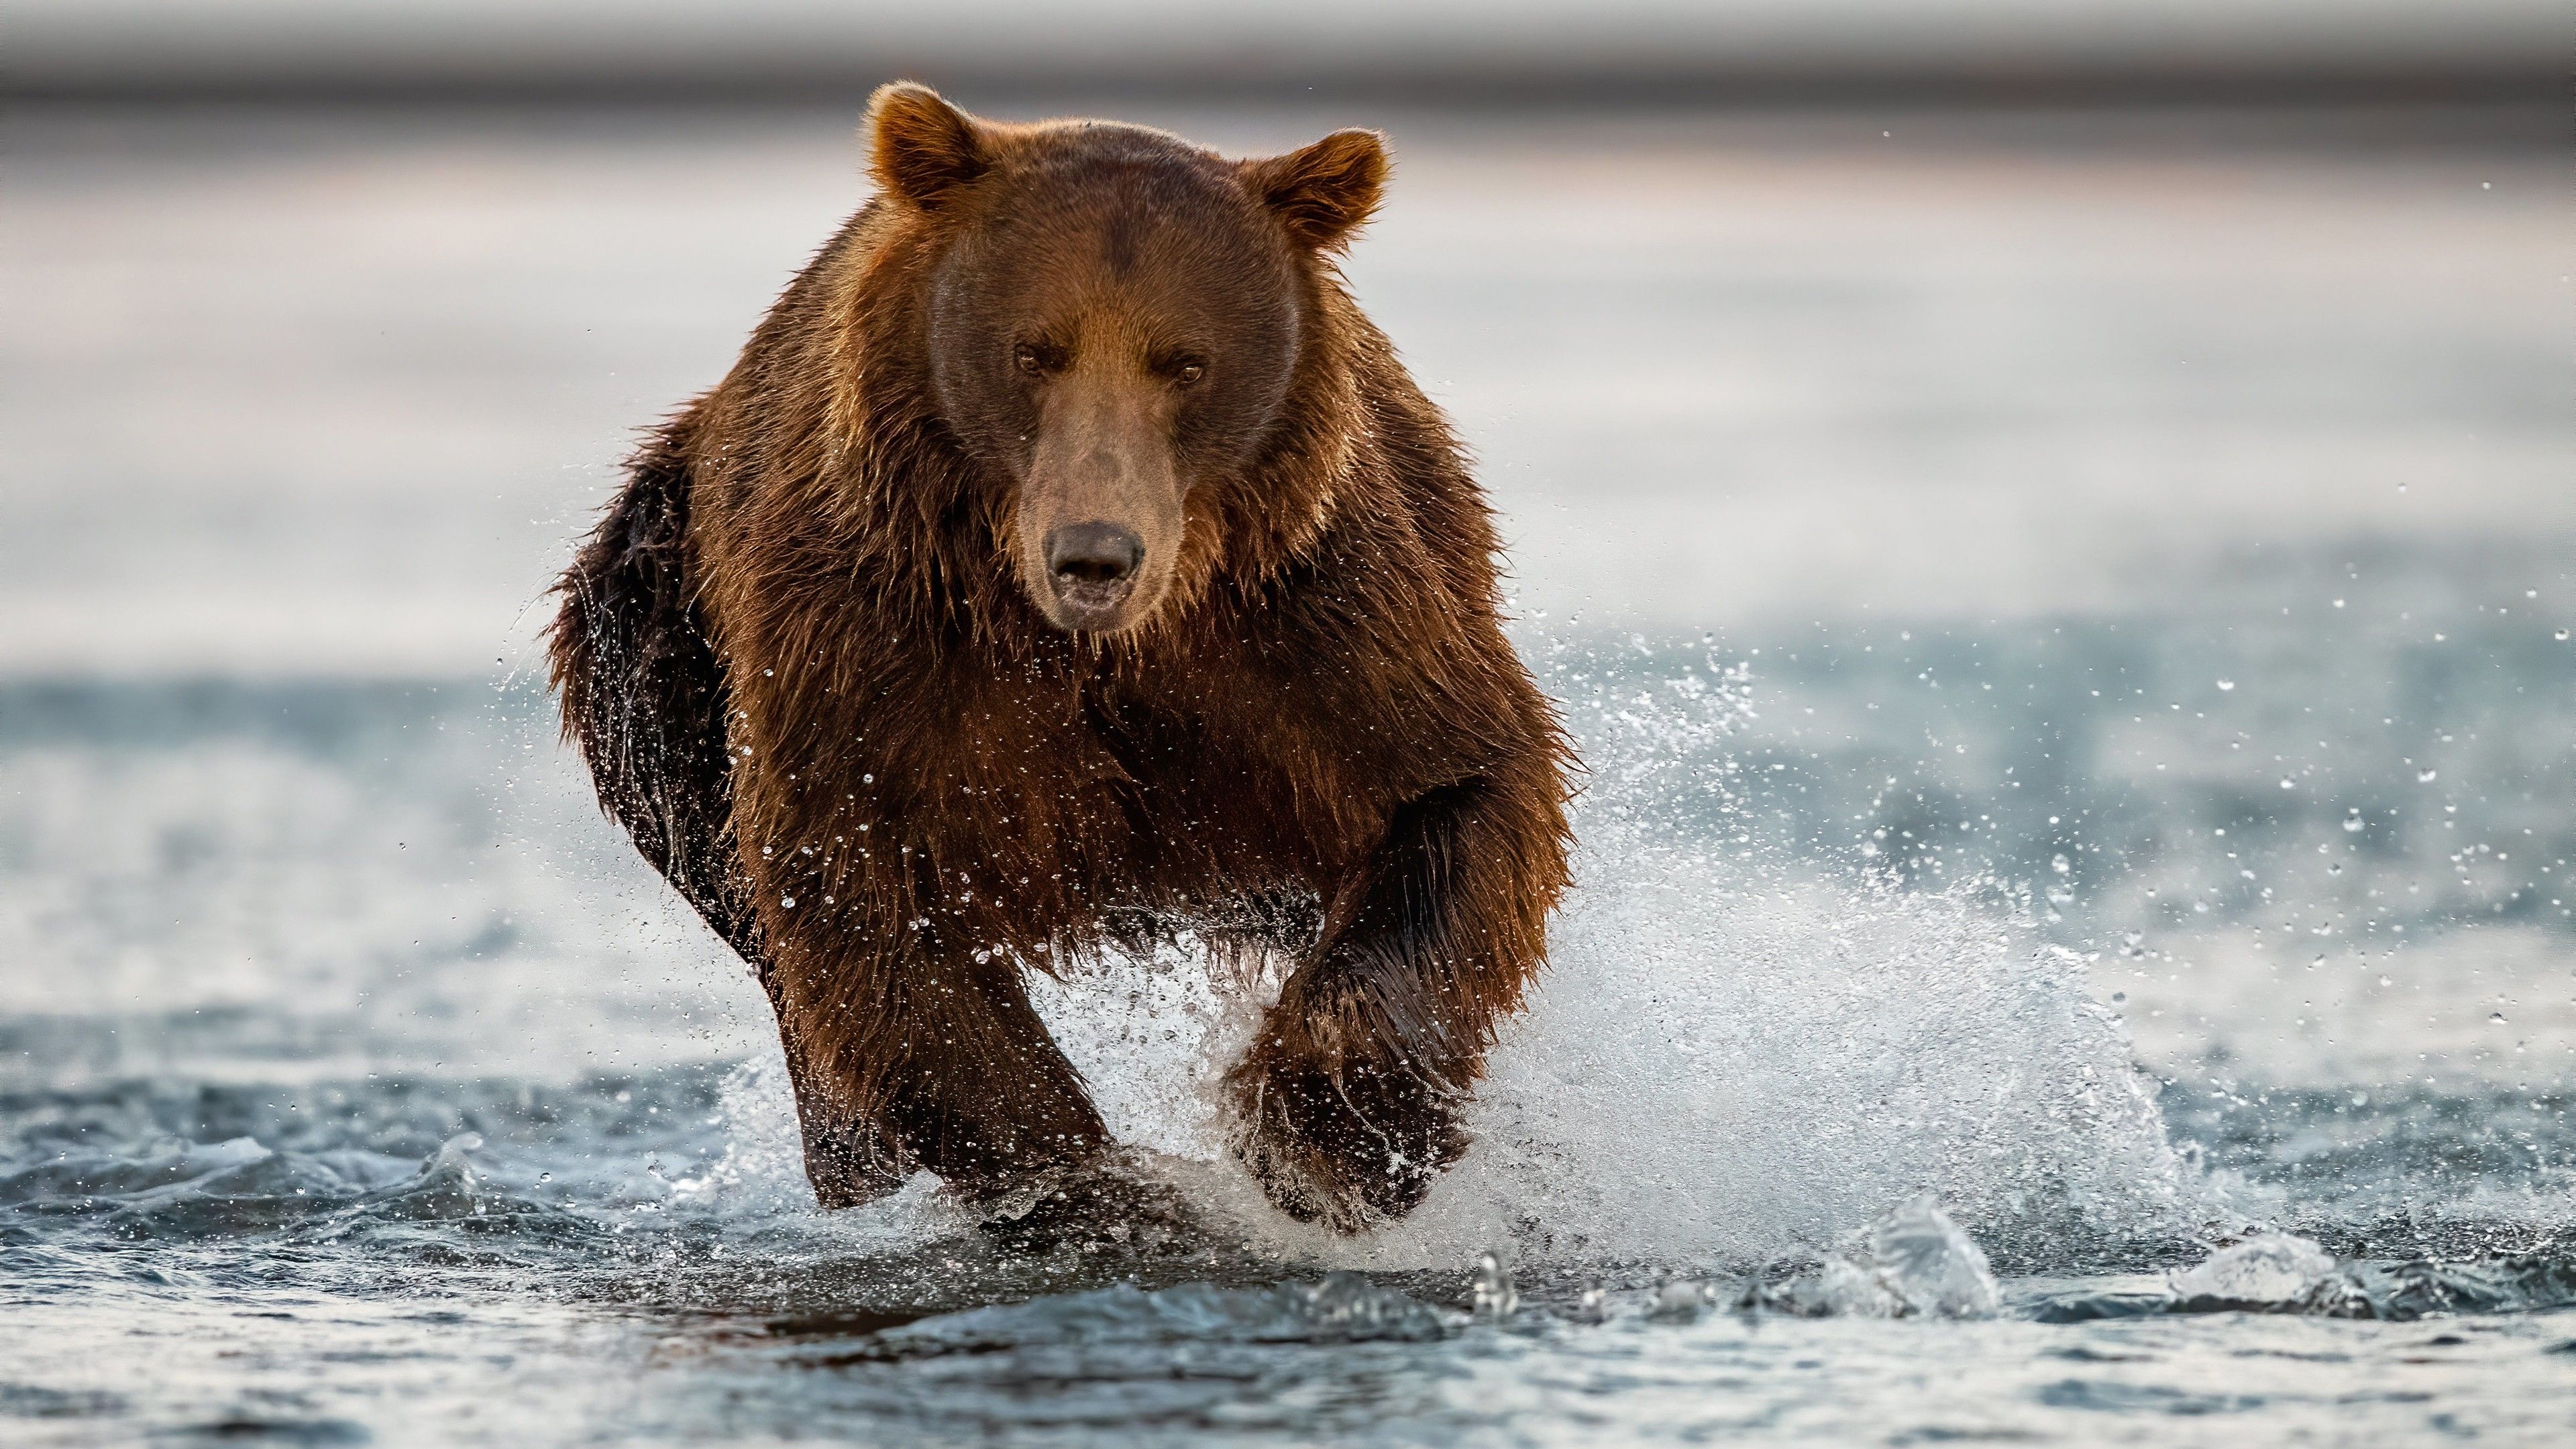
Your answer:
1171,360 -> 1206,387
1014,343 -> 1059,376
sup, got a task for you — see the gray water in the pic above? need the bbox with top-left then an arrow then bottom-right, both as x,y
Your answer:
7,590 -> 2575,1444
4,107 -> 2573,1444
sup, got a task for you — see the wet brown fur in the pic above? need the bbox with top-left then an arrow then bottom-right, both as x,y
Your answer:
550,86 -> 1573,1232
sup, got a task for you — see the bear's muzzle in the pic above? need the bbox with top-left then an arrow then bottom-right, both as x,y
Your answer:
1042,521 -> 1146,626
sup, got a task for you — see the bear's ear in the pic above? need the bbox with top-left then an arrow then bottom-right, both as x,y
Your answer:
866,82 -> 989,212
1242,129 -> 1387,253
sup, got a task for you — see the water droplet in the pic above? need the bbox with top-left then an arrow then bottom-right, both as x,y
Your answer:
2051,853 -> 2072,875
1573,1280 -> 1609,1323
2216,679 -> 2236,691
780,896 -> 796,908
1470,1251 -> 1518,1320
2344,814 -> 2365,833
2110,991 -> 2127,1004
2418,769 -> 2438,784
2558,630 -> 2570,642
2489,1011 -> 2507,1024
1650,1278 -> 1706,1318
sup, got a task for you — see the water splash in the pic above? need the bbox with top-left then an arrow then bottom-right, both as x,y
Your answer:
1748,1195 -> 2002,1318
999,653 -> 2212,1273
2168,1232 -> 2339,1306
2040,1232 -> 2576,1322
665,1059 -> 968,1259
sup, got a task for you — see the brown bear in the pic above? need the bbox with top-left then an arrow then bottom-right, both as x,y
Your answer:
550,84 -> 1572,1234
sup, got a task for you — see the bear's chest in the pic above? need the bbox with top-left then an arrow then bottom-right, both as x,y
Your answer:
806,643 -> 1416,901
1075,674 -> 1354,855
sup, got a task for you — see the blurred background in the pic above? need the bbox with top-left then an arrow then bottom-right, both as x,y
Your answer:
3,1 -> 2570,1097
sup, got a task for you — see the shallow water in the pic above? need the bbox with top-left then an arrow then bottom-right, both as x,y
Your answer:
5,605 -> 2573,1445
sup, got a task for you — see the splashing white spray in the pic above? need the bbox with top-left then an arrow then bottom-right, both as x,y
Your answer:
709,651 -> 2214,1268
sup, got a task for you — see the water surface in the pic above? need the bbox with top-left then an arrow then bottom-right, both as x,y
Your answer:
5,614 -> 2572,1444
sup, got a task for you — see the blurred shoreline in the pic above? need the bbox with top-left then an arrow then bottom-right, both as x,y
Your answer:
17,71 -> 2561,113
6,100 -> 2565,678
13,95 -> 2564,156
12,0 -> 2563,108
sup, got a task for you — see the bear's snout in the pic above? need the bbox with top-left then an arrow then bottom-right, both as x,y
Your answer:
1045,522 -> 1143,587
1044,522 -> 1145,619
1013,380 -> 1185,635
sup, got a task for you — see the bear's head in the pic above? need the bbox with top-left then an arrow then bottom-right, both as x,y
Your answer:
866,83 -> 1385,637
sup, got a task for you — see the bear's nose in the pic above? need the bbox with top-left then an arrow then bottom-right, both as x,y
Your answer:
1044,523 -> 1144,588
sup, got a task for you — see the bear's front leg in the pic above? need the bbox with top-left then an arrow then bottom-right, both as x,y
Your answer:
1225,772 -> 1566,1232
767,931 -> 1110,1209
